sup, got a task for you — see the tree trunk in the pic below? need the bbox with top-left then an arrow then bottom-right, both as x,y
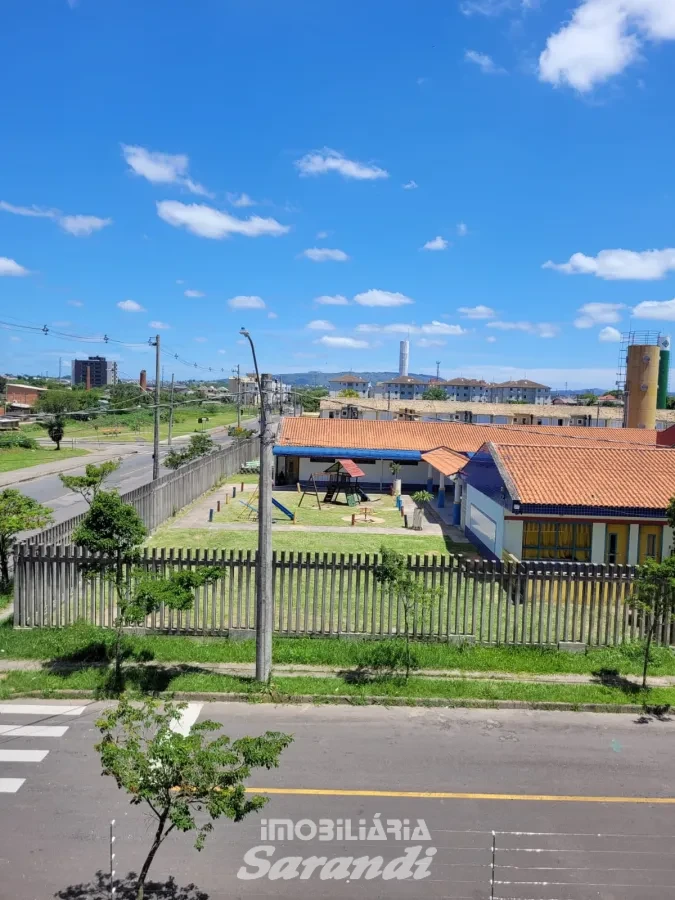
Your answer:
55,439 -> 61,451
136,813 -> 168,900
643,623 -> 654,690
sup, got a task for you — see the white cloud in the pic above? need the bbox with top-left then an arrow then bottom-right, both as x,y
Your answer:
306,319 -> 335,331
1,201 -> 112,237
353,290 -> 414,308
218,349 -> 227,354
464,50 -> 507,75
9,335 -> 20,343
295,148 -> 389,181
0,257 -> 29,276
228,295 -> 266,310
544,248 -> 675,280
457,222 -> 468,237
458,305 -> 495,319
633,298 -> 675,320
149,320 -> 170,330
176,279 -> 185,285
574,302 -> 625,328
356,321 -> 466,336
268,311 -> 278,319
599,326 -> 622,342
117,299 -> 145,312
59,214 -> 112,236
0,201 -> 57,218
315,335 -> 369,349
422,236 -> 449,251
402,180 -> 419,190
461,0 -> 531,15
227,192 -> 255,208
122,144 -> 211,196
417,338 -> 446,348
68,299 -> 83,307
301,247 -> 349,262
184,289 -> 205,298
157,201 -> 289,239
316,230 -> 330,239
538,0 -> 675,93
194,336 -> 207,343
488,321 -> 559,337
486,335 -> 497,343
315,294 -> 349,306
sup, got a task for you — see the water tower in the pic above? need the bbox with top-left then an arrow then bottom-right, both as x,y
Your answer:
399,339 -> 410,377
617,332 -> 670,429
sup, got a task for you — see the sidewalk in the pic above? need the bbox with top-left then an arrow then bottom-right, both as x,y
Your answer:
0,446 -> 141,489
0,657 -> 672,688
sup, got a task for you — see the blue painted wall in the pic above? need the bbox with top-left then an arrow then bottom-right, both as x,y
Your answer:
460,451 -> 512,510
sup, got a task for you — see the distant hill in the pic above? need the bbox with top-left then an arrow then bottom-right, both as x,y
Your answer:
276,371 -> 434,387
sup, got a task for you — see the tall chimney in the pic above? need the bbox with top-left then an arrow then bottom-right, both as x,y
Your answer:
140,369 -> 147,391
399,339 -> 410,377
85,365 -> 91,391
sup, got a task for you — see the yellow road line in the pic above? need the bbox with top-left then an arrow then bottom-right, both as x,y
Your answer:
246,787 -> 675,804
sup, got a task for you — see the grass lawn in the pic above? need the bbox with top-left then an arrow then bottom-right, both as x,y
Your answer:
2,622 -> 673,677
214,488 -> 405,528
1,666 -> 672,707
0,588 -> 11,611
0,446 -> 88,473
146,526 -> 464,557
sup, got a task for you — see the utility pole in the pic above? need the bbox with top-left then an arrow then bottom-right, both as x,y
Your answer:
58,357 -> 62,380
436,361 -> 441,381
152,334 -> 161,480
167,373 -> 175,446
240,329 -> 273,683
233,364 -> 241,429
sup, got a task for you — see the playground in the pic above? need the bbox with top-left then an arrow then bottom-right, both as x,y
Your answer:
212,484 -> 406,528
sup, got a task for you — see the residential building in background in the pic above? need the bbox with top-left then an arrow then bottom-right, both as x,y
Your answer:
327,373 -> 369,398
72,356 -> 115,388
5,383 -> 47,413
373,375 -> 428,401
487,379 -> 550,404
228,374 -> 260,405
443,378 -> 491,402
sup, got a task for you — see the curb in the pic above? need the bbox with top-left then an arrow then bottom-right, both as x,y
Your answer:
0,688 -> 654,714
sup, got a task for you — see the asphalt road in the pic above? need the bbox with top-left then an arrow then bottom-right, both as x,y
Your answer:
0,702 -> 674,900
19,419 -> 262,527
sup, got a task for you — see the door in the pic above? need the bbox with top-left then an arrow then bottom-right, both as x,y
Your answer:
285,456 -> 299,485
605,524 -> 629,565
639,525 -> 662,563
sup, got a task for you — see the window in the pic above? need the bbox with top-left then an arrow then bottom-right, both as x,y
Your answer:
522,521 -> 591,562
469,505 -> 497,551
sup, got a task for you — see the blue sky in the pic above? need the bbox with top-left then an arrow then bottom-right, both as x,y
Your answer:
1,0 -> 675,389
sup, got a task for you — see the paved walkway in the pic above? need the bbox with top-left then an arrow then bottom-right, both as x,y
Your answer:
0,657 -> 671,687
0,446 -> 140,488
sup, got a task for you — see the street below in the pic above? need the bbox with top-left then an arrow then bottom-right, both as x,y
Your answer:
0,701 -> 673,899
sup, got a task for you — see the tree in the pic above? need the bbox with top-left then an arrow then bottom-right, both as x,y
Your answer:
627,556 -> 675,688
293,386 -> 328,413
60,459 -> 122,504
422,386 -> 448,401
164,433 -> 216,470
0,489 -> 53,591
412,490 -> 433,506
373,546 -> 438,679
338,388 -> 360,398
95,697 -> 293,900
46,415 -> 65,451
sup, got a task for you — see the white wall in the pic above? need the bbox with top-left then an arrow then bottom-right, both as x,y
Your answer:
503,519 -> 523,559
663,526 -> 674,558
297,456 -> 427,487
591,523 -> 606,564
464,484 -> 505,558
628,524 -> 640,566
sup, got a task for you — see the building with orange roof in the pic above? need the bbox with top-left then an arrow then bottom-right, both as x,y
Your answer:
273,416 -> 672,510
457,442 -> 675,564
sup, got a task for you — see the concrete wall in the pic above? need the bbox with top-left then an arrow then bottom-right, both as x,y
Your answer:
296,456 -> 428,489
503,519 -> 523,559
591,523 -> 606,564
663,526 -> 674,558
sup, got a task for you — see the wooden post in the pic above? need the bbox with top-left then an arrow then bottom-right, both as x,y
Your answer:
217,500 -> 221,512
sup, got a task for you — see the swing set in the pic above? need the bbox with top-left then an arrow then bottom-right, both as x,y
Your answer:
297,459 -> 371,510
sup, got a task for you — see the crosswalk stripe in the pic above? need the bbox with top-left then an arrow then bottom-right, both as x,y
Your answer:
0,704 -> 85,717
170,702 -> 203,737
0,779 -> 25,793
0,750 -> 49,762
0,725 -> 68,738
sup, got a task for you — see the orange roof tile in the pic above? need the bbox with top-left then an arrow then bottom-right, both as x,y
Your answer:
277,417 -> 659,454
421,448 -> 468,477
488,442 -> 675,509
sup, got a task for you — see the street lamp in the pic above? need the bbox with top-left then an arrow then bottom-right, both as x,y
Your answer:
239,328 -> 273,683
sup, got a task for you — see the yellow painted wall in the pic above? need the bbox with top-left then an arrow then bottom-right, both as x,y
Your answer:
605,523 -> 629,564
639,524 -> 663,563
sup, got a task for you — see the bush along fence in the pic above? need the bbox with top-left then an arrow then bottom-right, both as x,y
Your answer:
18,439 -> 258,548
13,550 -> 675,647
